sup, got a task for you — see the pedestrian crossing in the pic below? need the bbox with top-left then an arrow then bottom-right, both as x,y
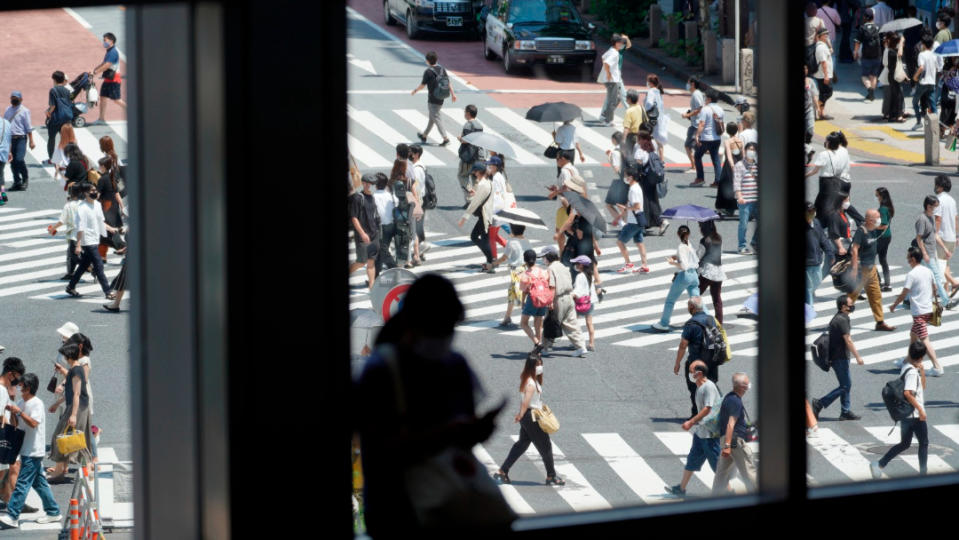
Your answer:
470,422 -> 959,515
1,121 -> 127,187
348,105 -> 711,170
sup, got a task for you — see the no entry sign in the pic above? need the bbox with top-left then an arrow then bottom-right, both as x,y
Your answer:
368,268 -> 418,323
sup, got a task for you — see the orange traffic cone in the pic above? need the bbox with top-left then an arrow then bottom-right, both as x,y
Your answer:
69,498 -> 79,540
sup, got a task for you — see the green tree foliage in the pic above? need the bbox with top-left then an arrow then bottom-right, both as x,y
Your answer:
590,0 -> 658,38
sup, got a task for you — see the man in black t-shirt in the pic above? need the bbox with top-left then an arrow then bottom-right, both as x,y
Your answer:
811,295 -> 865,422
849,208 -> 895,331
411,51 -> 456,146
44,71 -> 73,163
349,174 -> 381,288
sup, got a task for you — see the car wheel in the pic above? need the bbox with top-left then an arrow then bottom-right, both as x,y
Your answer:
503,47 -> 514,74
384,1 -> 396,26
482,33 -> 495,60
406,11 -> 420,39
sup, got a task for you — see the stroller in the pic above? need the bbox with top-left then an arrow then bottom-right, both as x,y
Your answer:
66,72 -> 98,128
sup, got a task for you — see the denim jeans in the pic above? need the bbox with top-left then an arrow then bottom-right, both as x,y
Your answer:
878,418 -> 928,474
67,244 -> 111,294
921,259 -> 950,305
659,268 -> 699,327
694,139 -> 722,182
600,82 -> 620,123
913,83 -> 937,118
737,201 -> 758,251
10,136 -> 28,185
819,355 -> 851,413
6,456 -> 60,520
806,264 -> 824,306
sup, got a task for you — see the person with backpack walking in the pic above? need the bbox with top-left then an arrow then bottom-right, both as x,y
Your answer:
518,249 -> 550,348
653,225 -> 701,332
457,163 -> 495,273
871,341 -> 929,478
890,246 -> 946,377
664,359 -> 722,498
493,350 -> 564,487
541,246 -> 588,357
697,220 -> 726,324
571,255 -> 598,352
733,142 -> 759,255
456,104 -> 484,206
409,145 -> 429,263
691,91 -> 724,187
413,51 -> 456,146
712,372 -> 758,495
673,296 -> 722,416
614,165 -> 650,274
44,71 -> 73,164
644,75 -> 669,162
811,296 -> 865,422
389,160 -> 415,269
853,8 -> 883,101
637,132 -> 669,235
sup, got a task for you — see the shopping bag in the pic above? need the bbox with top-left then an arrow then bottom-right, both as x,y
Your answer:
87,85 -> 99,104
0,418 -> 24,465
55,426 -> 87,456
532,404 -> 560,434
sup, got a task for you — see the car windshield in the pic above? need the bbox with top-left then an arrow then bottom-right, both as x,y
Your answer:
506,0 -> 581,25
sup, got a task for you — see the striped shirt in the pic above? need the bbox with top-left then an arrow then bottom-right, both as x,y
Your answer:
733,160 -> 758,203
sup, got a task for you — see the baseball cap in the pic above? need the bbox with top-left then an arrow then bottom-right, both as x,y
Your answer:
360,173 -> 377,184
486,155 -> 504,168
570,255 -> 593,266
470,162 -> 486,173
10,91 -> 21,99
538,245 -> 559,258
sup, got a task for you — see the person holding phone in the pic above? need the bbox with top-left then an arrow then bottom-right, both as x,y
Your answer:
494,350 -> 565,486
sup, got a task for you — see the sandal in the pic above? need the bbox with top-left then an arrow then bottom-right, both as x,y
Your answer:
545,475 -> 565,486
493,471 -> 511,484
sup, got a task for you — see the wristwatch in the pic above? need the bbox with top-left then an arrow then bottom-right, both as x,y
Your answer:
723,443 -> 731,449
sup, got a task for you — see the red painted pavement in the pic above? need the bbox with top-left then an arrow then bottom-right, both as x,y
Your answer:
0,9 -> 127,125
349,0 -> 689,110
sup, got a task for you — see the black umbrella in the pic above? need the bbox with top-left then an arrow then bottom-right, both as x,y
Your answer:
562,191 -> 607,234
526,102 -> 583,123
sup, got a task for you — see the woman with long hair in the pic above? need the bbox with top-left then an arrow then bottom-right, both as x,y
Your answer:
881,32 -> 906,122
52,124 -> 77,182
493,350 -> 564,486
572,255 -> 598,351
62,143 -> 90,191
636,131 -> 666,234
652,225 -> 701,332
644,74 -> 669,161
716,122 -> 742,216
389,159 -> 416,268
96,156 -> 124,263
47,343 -> 94,481
875,187 -> 895,291
697,220 -> 726,324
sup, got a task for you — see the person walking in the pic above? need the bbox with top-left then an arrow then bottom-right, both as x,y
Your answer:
349,173 -> 380,289
912,35 -> 939,130
103,238 -> 127,312
622,90 -> 649,138
876,187 -> 895,291
810,296 -> 865,422
3,91 -> 34,192
806,202 -> 835,306
457,163 -> 495,273
65,183 -> 119,299
849,208 -> 896,331
51,124 -> 77,186
388,160 -> 415,269
915,195 -> 954,308
733,142 -> 759,255
712,372 -> 758,494
644,74 -> 669,162
553,119 -> 585,164
682,78 -> 706,174
493,351 -> 565,486
408,144 -> 427,265
571,255 -> 598,351
455,104 -> 484,206
373,172 -> 398,272
0,374 -> 62,529
614,165 -> 650,274
96,156 -> 124,264
47,343 -> 94,482
853,8 -> 883,102
635,131 -> 668,235
932,176 -> 959,294
691,91 -> 723,187
44,71 -> 73,164
518,249 -> 549,349
48,183 -> 83,280
615,33 -> 632,112
652,225 -> 701,332
598,35 -> 626,126
814,27 -> 835,119
91,32 -> 127,124
494,225 -> 532,329
0,116 -> 10,202
807,131 -> 862,225
715,122 -> 742,217
63,144 -> 92,192
413,51 -> 456,145
818,0 -> 842,66
673,296 -> 722,415
486,155 -> 510,260
881,33 -> 906,123
697,220 -> 726,324
890,247 -> 946,377
871,341 -> 929,478
664,359 -> 722,498
541,246 -> 587,357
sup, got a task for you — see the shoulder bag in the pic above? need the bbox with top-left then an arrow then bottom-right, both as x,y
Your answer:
532,404 -> 560,434
931,280 -> 943,326
0,414 -> 25,465
55,425 -> 87,456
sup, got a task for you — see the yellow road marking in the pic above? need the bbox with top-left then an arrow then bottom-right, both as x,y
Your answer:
857,125 -> 923,141
814,120 -> 925,163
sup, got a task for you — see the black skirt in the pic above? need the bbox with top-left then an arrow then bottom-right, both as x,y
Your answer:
715,160 -> 738,212
604,177 -> 629,206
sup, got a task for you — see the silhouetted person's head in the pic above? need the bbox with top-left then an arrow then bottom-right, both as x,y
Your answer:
376,274 -> 464,359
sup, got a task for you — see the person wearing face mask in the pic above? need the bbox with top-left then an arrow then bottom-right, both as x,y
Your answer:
493,350 -> 564,487
0,357 -> 25,509
597,35 -> 626,126
810,296 -> 864,423
711,372 -> 757,495
356,274 -> 515,534
806,202 -> 834,307
681,78 -> 706,174
0,114 -> 10,205
664,360 -> 721,498
890,247 -> 946,378
47,344 -> 93,483
65,182 -> 120,299
848,208 -> 896,331
914,195 -> 953,309
2,91 -> 34,194
90,32 -> 127,126
96,156 -> 124,264
733,142 -> 759,255
673,297 -> 720,417
875,187 -> 895,291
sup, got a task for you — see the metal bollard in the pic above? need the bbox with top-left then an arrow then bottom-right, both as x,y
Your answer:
925,112 -> 940,165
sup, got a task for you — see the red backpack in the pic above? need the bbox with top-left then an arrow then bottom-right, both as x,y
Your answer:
526,268 -> 554,308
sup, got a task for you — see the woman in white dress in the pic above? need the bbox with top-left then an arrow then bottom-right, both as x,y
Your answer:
644,74 -> 670,162
51,124 -> 76,184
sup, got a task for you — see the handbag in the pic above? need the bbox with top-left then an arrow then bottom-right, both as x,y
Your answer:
894,58 -> 907,83
543,143 -> 559,159
47,374 -> 59,394
646,103 -> 659,128
55,425 -> 87,456
532,404 -> 560,434
379,345 -> 516,529
574,295 -> 591,314
543,309 -> 562,340
931,281 -> 943,327
0,416 -> 25,465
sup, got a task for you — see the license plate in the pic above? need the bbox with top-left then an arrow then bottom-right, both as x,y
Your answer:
447,16 -> 462,27
547,55 -> 564,64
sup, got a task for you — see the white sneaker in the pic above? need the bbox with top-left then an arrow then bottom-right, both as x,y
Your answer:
577,348 -> 590,357
651,322 -> 670,332
806,426 -> 819,438
870,461 -> 882,480
35,514 -> 61,524
893,357 -> 905,368
0,513 -> 18,529
927,367 -> 945,377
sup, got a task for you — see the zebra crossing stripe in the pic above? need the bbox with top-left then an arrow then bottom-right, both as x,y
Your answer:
439,108 -> 545,166
348,134 -> 391,168
582,433 -> 675,504
510,435 -> 612,512
347,109 -> 444,167
0,209 -> 60,224
582,107 -> 691,164
933,424 -> 959,446
25,130 -> 56,179
0,255 -> 64,275
472,445 -> 536,515
74,127 -> 107,164
486,108 -> 599,165
653,432 -> 715,490
0,244 -> 64,263
0,207 -> 27,214
807,427 -> 882,481
862,426 -> 955,474
392,109 -> 460,159
107,121 -> 127,139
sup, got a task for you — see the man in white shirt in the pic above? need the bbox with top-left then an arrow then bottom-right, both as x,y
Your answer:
912,36 -> 939,130
553,120 -> 585,163
871,0 -> 894,30
871,341 -> 929,478
692,91 -> 724,186
0,374 -> 61,529
739,111 -> 757,146
372,173 -> 398,272
933,175 -> 959,290
66,183 -> 118,298
48,183 -> 83,280
598,35 -> 626,126
0,357 -> 24,512
890,246 -> 945,376
813,27 -> 834,118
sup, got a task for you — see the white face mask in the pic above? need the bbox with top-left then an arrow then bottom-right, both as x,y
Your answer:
746,150 -> 757,162
746,383 -> 752,392
535,365 -> 543,376
688,372 -> 697,384
842,201 -> 851,209
873,218 -> 882,228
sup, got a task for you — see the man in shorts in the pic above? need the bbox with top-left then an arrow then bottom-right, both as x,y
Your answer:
91,32 -> 126,125
349,174 -> 381,288
614,166 -> 649,274
853,8 -> 882,102
681,78 -> 706,174
890,246 -> 946,377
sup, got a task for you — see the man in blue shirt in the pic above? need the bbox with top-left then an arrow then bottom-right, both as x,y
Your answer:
0,115 -> 11,204
673,297 -> 720,418
91,32 -> 126,125
712,372 -> 757,495
3,91 -> 34,192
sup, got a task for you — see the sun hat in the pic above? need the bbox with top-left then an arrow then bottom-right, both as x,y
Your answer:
57,322 -> 79,339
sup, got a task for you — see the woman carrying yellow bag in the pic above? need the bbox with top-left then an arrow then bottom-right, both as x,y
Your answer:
47,343 -> 93,482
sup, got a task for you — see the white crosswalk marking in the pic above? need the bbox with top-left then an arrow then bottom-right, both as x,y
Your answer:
348,134 -> 391,167
654,431 -> 717,489
439,108 -> 545,165
510,434 -> 611,511
472,445 -> 536,515
392,109 -> 460,159
863,426 -> 954,474
487,107 -> 600,165
348,109 -> 444,166
933,424 -> 959,446
582,433 -> 674,504
807,428 -> 882,481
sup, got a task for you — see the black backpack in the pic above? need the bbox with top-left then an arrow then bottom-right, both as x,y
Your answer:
431,65 -> 451,101
882,367 -> 917,423
806,43 -> 820,76
645,153 -> 667,199
860,23 -> 881,60
810,332 -> 831,372
392,179 -> 412,223
688,316 -> 729,368
418,165 -> 437,210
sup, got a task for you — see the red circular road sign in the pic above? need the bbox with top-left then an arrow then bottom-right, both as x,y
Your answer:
381,284 -> 411,323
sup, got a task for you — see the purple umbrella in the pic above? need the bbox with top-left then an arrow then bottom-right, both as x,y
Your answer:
661,204 -> 720,222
